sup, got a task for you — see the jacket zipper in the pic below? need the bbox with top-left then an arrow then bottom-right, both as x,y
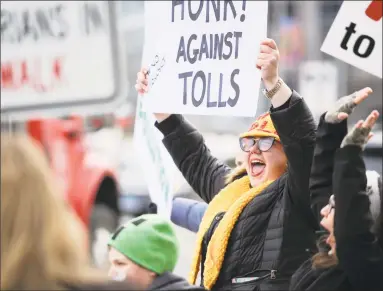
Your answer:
206,212 -> 225,242
270,269 -> 277,279
232,269 -> 277,284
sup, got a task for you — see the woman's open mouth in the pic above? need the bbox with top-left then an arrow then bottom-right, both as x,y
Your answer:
250,159 -> 266,177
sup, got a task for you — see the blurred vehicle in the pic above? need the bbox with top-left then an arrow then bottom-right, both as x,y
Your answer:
84,103 -> 135,133
115,103 -> 136,134
118,132 -> 240,216
2,117 -> 121,270
84,113 -> 115,132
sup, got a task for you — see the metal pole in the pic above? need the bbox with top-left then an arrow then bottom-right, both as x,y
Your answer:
299,1 -> 322,61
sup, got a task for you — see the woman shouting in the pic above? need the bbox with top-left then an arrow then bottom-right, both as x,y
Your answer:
136,38 -> 318,291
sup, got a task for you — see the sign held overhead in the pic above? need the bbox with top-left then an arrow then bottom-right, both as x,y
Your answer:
321,1 -> 382,79
143,0 -> 268,117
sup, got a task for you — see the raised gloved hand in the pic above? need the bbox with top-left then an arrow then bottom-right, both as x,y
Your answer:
325,87 -> 372,124
341,110 -> 380,149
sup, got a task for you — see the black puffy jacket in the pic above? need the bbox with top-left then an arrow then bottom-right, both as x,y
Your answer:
155,92 -> 319,290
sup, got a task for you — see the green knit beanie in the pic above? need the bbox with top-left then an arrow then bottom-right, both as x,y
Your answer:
108,214 -> 179,274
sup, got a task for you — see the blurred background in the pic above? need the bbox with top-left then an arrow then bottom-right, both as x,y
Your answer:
1,0 -> 382,279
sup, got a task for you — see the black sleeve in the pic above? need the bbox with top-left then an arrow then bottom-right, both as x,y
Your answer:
270,91 -> 317,225
309,114 -> 348,222
73,281 -> 144,291
333,146 -> 383,290
155,114 -> 231,203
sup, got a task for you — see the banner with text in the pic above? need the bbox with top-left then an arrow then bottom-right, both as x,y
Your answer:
321,0 -> 382,79
143,0 -> 268,117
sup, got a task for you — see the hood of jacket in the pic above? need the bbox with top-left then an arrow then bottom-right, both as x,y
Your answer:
224,165 -> 247,185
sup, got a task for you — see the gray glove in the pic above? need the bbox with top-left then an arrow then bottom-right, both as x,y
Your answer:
341,126 -> 371,149
325,92 -> 357,123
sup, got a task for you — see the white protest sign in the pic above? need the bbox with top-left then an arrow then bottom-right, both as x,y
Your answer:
143,0 -> 268,117
133,35 -> 183,218
133,97 -> 174,218
321,0 -> 382,79
299,61 -> 338,121
1,1 -> 127,120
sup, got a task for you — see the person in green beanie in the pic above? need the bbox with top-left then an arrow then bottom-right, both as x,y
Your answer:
107,214 -> 205,290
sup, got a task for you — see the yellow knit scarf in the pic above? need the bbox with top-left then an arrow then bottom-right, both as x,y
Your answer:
188,175 -> 272,290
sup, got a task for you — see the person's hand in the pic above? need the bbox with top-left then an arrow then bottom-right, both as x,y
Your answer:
325,87 -> 373,124
134,67 -> 170,123
256,38 -> 280,91
135,67 -> 149,94
341,110 -> 379,149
